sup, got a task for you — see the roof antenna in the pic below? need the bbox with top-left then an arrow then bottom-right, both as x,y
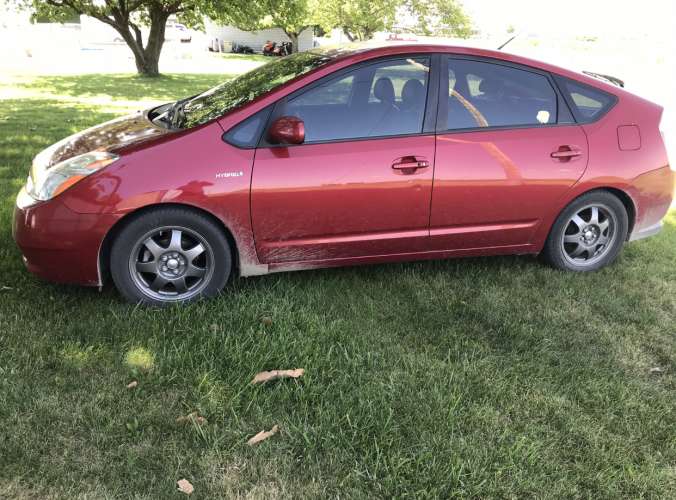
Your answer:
497,34 -> 518,51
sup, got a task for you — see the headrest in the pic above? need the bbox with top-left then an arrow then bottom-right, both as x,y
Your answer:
478,78 -> 503,96
401,79 -> 425,109
373,77 -> 395,104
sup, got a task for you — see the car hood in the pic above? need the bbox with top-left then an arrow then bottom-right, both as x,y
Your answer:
34,111 -> 171,169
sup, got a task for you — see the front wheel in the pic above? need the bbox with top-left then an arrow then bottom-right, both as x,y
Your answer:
110,208 -> 232,305
542,191 -> 629,272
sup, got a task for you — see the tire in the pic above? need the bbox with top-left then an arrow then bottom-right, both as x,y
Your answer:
110,207 -> 232,305
542,191 -> 629,272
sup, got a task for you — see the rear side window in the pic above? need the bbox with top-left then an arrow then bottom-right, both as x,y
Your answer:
555,77 -> 616,122
445,58 -> 558,130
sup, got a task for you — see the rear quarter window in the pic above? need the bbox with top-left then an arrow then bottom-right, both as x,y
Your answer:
556,76 -> 617,123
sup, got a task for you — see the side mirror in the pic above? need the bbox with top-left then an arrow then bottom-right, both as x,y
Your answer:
268,116 -> 305,145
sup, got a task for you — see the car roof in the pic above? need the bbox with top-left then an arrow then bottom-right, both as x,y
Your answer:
309,40 -> 534,63
309,41 -> 625,96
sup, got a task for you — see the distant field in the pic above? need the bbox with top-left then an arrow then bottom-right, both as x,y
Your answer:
0,73 -> 674,498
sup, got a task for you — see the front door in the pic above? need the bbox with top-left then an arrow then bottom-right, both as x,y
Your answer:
430,56 -> 589,250
251,56 -> 436,264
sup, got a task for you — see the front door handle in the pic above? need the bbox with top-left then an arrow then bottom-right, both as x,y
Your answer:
551,145 -> 582,161
392,156 -> 429,174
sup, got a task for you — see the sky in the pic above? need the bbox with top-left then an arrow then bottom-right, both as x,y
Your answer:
462,0 -> 675,39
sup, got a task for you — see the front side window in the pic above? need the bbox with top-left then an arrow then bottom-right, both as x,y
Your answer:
445,58 -> 558,131
292,74 -> 355,106
223,106 -> 272,148
278,57 -> 431,143
368,61 -> 429,103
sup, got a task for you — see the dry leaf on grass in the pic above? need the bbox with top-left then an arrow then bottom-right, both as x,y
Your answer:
126,380 -> 138,389
247,425 -> 279,446
176,478 -> 194,495
260,316 -> 273,326
650,367 -> 664,374
176,411 -> 208,425
251,369 -> 304,385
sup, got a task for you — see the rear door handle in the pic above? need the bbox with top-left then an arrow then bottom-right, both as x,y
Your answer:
392,156 -> 429,174
551,146 -> 582,161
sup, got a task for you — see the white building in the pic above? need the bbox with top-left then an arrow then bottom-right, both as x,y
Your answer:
204,19 -> 314,53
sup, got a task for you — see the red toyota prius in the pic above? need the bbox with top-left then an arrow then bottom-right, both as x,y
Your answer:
13,43 -> 674,305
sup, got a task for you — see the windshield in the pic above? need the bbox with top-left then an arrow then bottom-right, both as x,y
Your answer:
179,51 -> 335,129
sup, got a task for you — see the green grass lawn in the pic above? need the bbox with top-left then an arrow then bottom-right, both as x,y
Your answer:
0,73 -> 675,499
219,53 -> 271,64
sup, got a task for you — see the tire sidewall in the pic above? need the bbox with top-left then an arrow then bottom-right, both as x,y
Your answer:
110,208 -> 232,305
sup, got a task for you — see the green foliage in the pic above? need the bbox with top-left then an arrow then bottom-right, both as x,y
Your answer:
29,2 -> 81,23
214,0 -> 471,49
313,0 -> 400,41
402,0 -> 472,38
313,0 -> 472,42
210,0 -> 314,51
14,1 -> 254,75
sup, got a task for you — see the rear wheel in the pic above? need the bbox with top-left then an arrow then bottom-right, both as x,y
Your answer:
110,207 -> 232,305
542,191 -> 628,272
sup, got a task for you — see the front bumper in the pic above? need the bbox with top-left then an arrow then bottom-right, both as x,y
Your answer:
12,189 -> 119,286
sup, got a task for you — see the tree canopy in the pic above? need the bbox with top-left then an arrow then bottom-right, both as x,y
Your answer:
312,0 -> 399,42
15,0 -> 472,76
312,0 -> 472,42
210,0 -> 314,53
17,0 -> 246,76
214,0 -> 472,50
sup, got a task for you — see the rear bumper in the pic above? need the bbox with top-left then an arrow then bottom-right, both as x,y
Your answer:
12,189 -> 119,286
629,166 -> 673,242
629,221 -> 662,241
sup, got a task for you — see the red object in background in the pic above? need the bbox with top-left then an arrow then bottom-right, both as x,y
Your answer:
12,43 -> 674,299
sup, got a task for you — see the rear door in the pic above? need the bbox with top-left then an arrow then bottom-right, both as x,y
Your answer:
251,56 -> 438,264
430,56 -> 589,251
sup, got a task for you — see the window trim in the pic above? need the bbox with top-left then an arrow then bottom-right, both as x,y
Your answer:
222,105 -> 273,149
436,54 -> 576,135
552,74 -> 618,124
257,53 -> 440,148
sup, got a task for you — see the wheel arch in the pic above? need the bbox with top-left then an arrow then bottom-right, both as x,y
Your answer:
544,186 -> 637,247
98,203 -> 240,285
600,187 -> 636,237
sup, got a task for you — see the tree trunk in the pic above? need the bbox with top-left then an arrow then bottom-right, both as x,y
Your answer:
361,28 -> 374,41
110,6 -> 169,77
133,51 -> 160,77
286,32 -> 299,53
342,27 -> 356,42
141,7 -> 169,76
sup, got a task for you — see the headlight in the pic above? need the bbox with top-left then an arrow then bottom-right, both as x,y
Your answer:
27,151 -> 119,201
